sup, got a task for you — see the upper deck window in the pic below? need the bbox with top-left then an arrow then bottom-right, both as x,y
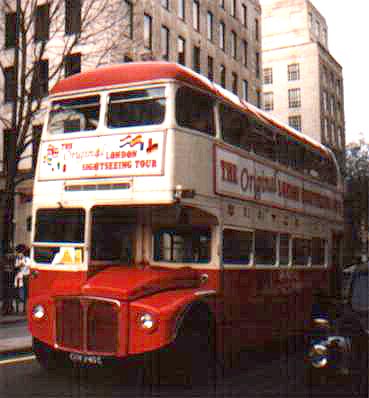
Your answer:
107,87 -> 166,128
48,96 -> 100,134
176,86 -> 215,136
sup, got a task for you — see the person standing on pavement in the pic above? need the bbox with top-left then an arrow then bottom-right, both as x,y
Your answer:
14,244 -> 31,311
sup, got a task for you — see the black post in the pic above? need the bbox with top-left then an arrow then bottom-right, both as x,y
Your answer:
1,0 -> 21,308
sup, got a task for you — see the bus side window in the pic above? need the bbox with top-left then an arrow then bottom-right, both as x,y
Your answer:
255,230 -> 277,266
279,233 -> 290,266
223,229 -> 253,265
292,238 -> 311,267
176,86 -> 215,136
311,237 -> 327,266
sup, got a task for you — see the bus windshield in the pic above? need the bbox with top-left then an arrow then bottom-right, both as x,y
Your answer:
33,209 -> 85,264
48,96 -> 100,134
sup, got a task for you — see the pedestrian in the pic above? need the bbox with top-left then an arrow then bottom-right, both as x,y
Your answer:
14,244 -> 31,311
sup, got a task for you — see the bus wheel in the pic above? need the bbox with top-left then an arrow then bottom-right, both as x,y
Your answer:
33,338 -> 70,372
171,305 -> 218,385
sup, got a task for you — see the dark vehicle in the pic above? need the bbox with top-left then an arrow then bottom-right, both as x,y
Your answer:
306,263 -> 368,391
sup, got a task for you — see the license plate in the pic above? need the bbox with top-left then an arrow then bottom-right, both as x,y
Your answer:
69,353 -> 103,366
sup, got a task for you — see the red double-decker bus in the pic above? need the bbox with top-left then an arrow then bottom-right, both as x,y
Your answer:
28,62 -> 344,378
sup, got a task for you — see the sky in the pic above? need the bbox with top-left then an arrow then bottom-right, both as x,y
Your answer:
310,0 -> 369,144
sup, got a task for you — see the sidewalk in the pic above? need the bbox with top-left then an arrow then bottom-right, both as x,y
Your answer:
0,303 -> 32,354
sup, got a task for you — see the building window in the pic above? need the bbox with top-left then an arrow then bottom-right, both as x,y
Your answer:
219,21 -> 225,51
64,53 -> 81,77
65,0 -> 81,35
33,60 -> 49,98
337,127 -> 342,149
231,31 -> 237,59
242,40 -> 248,67
330,96 -> 335,115
193,46 -> 200,73
331,122 -> 335,144
231,0 -> 236,17
193,0 -> 200,31
288,88 -> 301,108
288,115 -> 301,131
241,4 -> 247,27
336,79 -> 341,96
35,3 -> 50,42
161,25 -> 170,60
288,63 -> 300,81
178,0 -> 185,20
316,20 -> 320,38
177,36 -> 186,65
220,65 -> 226,88
161,0 -> 169,9
4,66 -> 16,103
263,92 -> 274,111
257,90 -> 261,108
5,12 -> 16,48
323,91 -> 328,112
208,56 -> 214,81
144,14 -> 152,50
219,0 -> 225,9
124,0 -> 133,39
231,72 -> 238,95
324,118 -> 329,142
263,68 -> 273,84
207,11 -> 213,41
255,18 -> 259,41
242,80 -> 248,101
32,125 -> 42,170
255,52 -> 260,78
323,28 -> 327,46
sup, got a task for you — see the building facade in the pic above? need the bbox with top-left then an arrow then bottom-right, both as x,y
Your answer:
260,0 -> 345,161
0,0 -> 262,249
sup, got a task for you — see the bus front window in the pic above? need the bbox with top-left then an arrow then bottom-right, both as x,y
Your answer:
48,96 -> 100,134
90,207 -> 136,264
34,209 -> 85,264
107,87 -> 166,128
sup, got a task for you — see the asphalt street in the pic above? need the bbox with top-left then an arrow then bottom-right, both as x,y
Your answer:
0,338 -> 366,398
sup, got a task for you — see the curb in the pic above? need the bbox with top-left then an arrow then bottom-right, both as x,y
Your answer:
0,345 -> 33,356
0,317 -> 27,326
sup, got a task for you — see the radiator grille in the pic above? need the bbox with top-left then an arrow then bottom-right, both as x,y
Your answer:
55,297 -> 119,354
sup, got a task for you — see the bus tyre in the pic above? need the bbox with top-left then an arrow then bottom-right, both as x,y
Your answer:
33,338 -> 70,372
171,305 -> 218,385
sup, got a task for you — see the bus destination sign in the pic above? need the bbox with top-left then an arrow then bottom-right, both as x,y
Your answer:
38,132 -> 165,180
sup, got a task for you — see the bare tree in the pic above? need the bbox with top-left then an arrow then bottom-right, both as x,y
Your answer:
345,138 -> 369,263
0,0 -> 142,255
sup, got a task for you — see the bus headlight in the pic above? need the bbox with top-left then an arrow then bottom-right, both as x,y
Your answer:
309,343 -> 329,368
139,313 -> 156,331
32,304 -> 46,320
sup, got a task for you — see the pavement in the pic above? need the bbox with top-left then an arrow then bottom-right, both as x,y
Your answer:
0,301 -> 32,354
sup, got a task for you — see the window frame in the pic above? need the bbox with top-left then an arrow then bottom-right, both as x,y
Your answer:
35,3 -> 50,43
288,88 -> 301,108
65,0 -> 81,35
